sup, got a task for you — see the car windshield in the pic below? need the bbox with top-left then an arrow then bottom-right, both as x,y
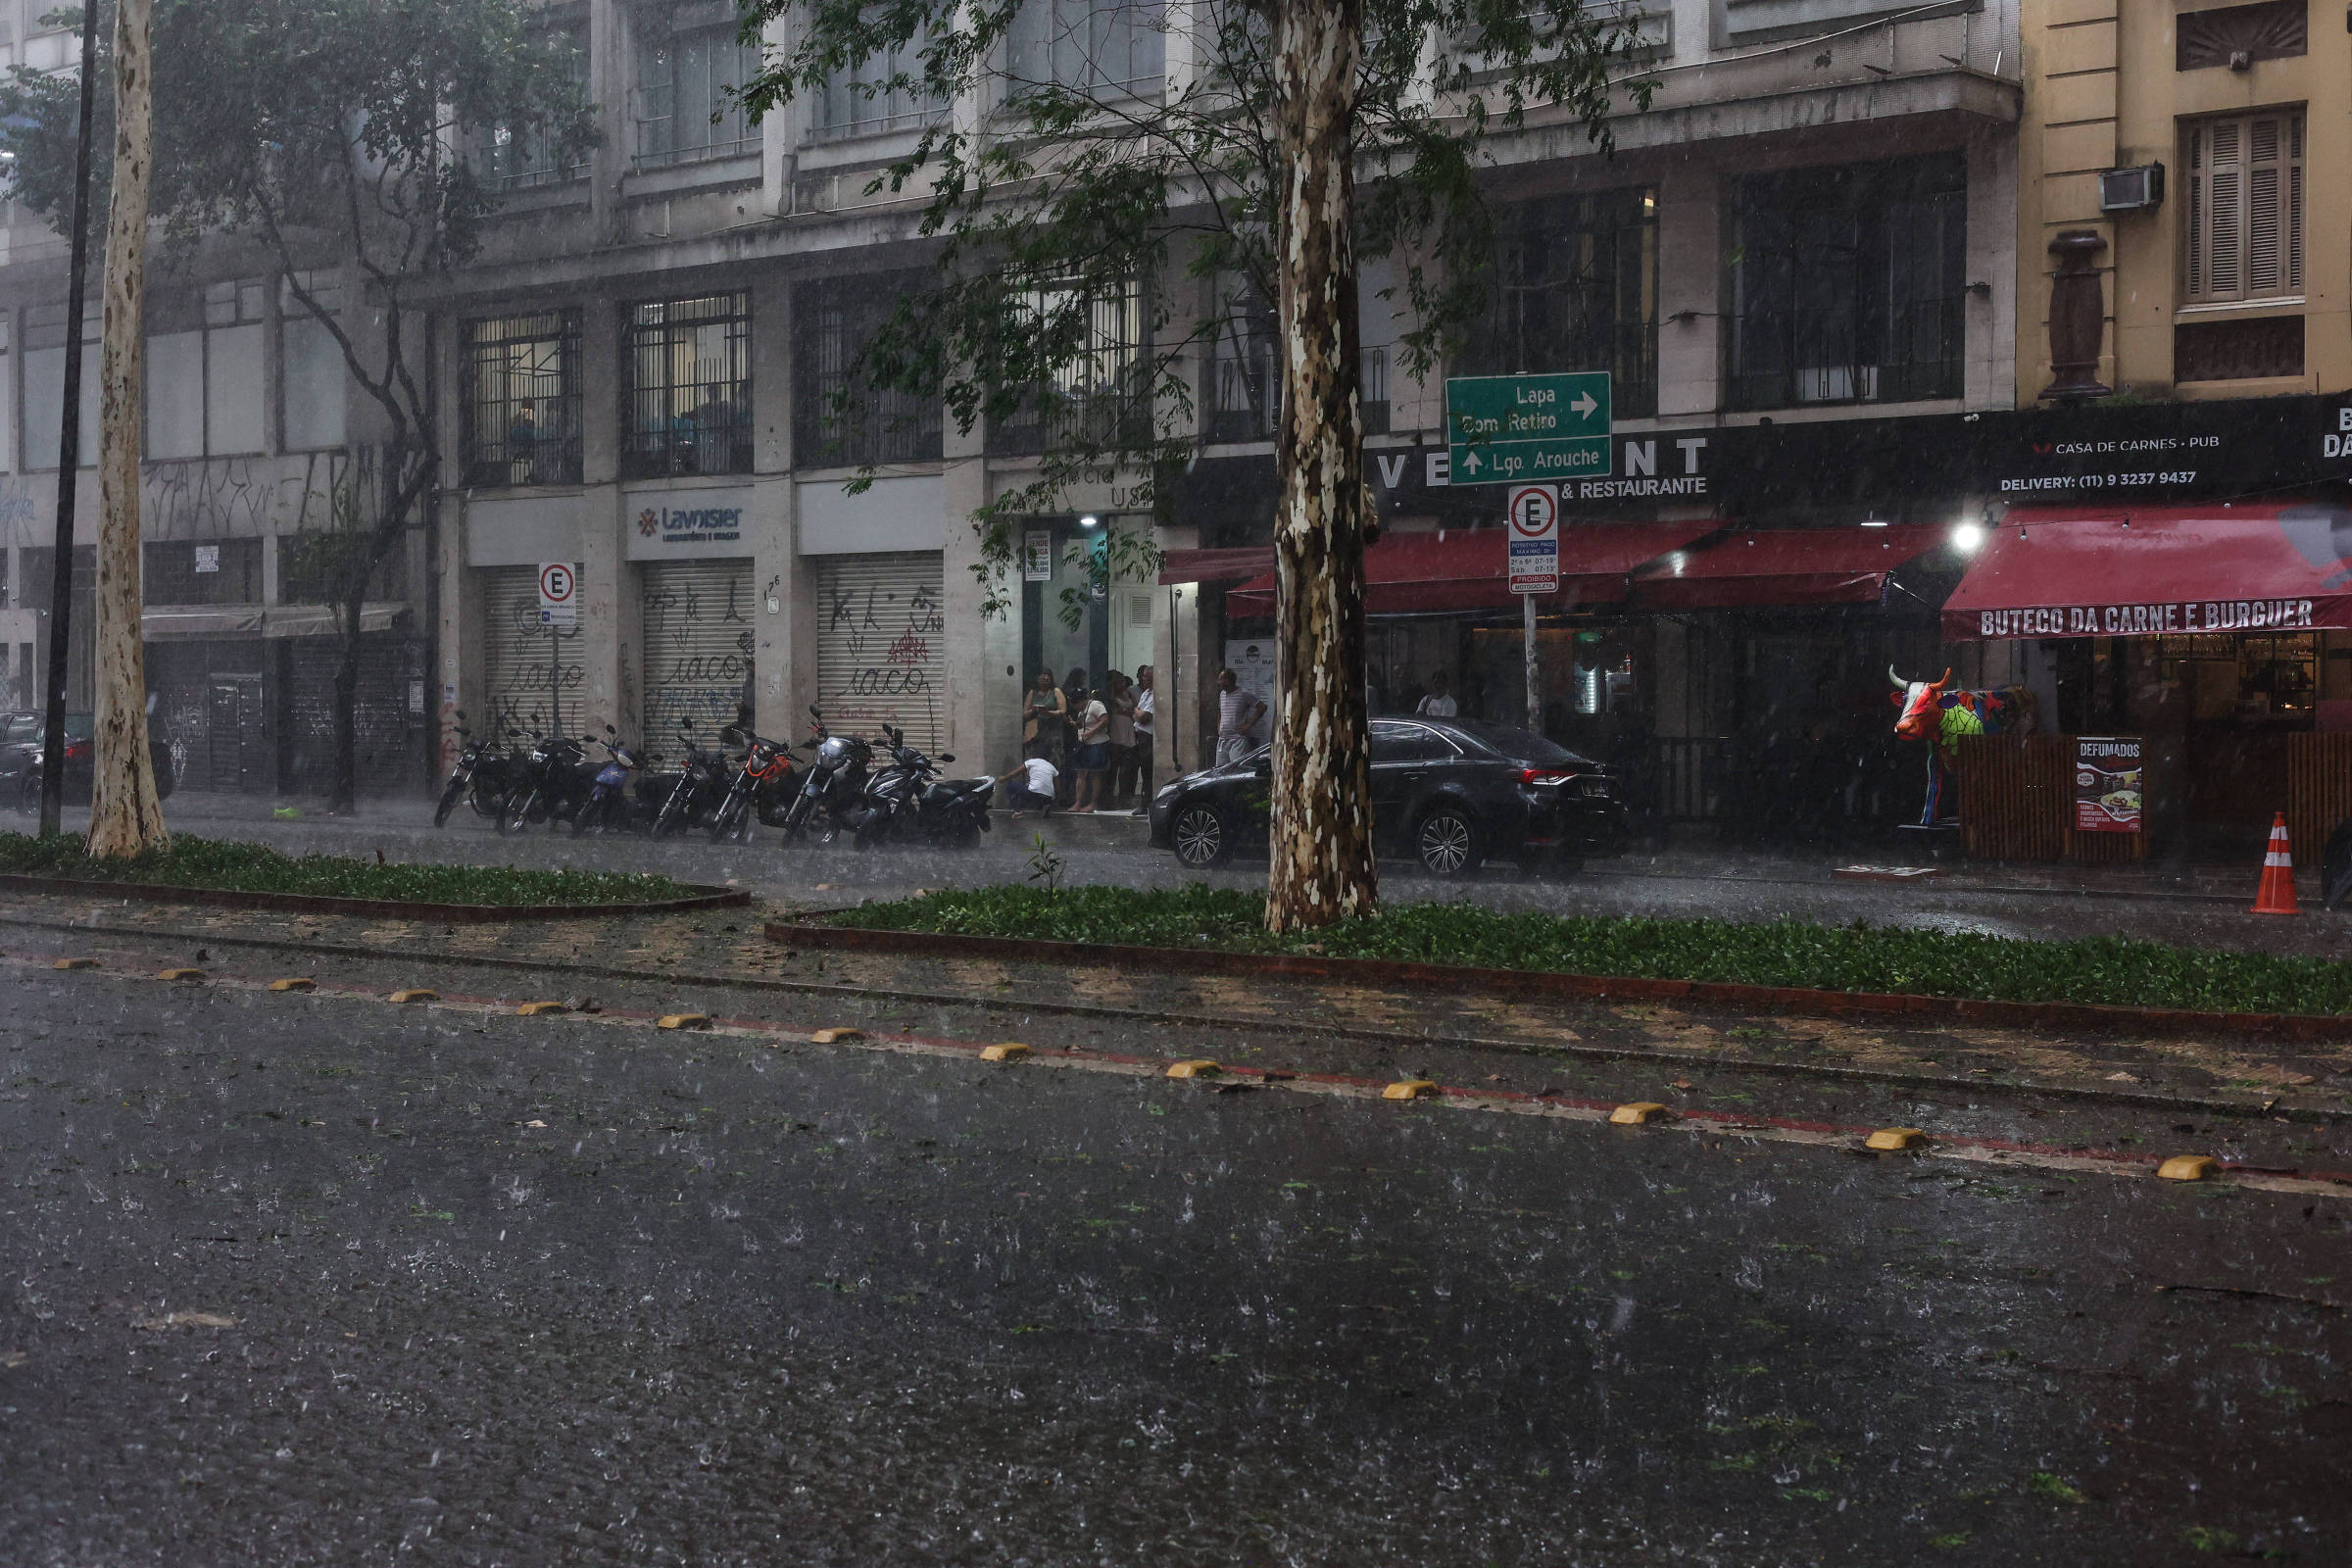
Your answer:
65,713 -> 94,741
1444,720 -> 1594,767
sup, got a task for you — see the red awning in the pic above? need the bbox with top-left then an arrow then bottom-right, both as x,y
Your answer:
1943,503 -> 2352,640
1631,526 -> 1947,611
1157,546 -> 1275,585
1221,522 -> 1718,617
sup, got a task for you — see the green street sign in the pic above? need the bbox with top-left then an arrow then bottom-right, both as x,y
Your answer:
1444,371 -> 1612,486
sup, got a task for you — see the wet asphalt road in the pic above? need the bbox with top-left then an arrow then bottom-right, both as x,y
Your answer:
5,961 -> 2350,1565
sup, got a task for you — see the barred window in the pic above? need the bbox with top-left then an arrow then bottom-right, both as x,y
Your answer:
634,21 -> 760,169
991,276 -> 1151,456
1728,154 -> 1965,411
1460,187 -> 1657,418
143,539 -> 262,606
2183,111 -> 2304,305
1007,0 -> 1165,99
476,22 -> 590,190
462,310 -> 583,489
1203,274 -> 1275,444
793,273 -> 943,468
623,292 -> 754,479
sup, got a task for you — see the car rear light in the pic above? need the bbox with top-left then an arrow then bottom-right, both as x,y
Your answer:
1518,767 -> 1572,785
63,741 -> 90,761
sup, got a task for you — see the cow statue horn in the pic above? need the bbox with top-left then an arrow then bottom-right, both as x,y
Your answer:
1934,668 -> 1951,689
1888,665 -> 1908,689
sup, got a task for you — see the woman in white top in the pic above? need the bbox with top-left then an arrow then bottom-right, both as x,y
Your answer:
1416,670 -> 1459,718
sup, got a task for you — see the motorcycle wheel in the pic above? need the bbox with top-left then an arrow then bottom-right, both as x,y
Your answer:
808,806 -> 840,846
570,793 -> 602,837
651,786 -> 686,839
707,792 -> 745,845
498,788 -> 535,835
433,773 -> 466,829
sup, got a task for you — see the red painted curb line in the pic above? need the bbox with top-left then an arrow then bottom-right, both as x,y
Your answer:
0,872 -> 750,923
764,920 -> 2352,1045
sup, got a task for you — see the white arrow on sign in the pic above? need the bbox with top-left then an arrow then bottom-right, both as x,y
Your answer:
1460,451 -> 1483,473
1569,390 -> 1598,419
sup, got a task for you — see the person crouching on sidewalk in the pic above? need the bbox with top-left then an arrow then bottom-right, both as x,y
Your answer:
998,755 -> 1059,816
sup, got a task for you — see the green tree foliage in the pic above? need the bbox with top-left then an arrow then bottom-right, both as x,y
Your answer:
0,0 -> 594,807
739,0 -> 1652,600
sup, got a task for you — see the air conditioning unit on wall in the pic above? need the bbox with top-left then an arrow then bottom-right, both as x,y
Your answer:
2099,164 -> 2167,213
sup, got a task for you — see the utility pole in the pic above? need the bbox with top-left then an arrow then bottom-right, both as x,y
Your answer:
35,0 -> 101,837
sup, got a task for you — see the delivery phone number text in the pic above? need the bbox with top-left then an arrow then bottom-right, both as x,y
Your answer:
2000,469 -> 2198,492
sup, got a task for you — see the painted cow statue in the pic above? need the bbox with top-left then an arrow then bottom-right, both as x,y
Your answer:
1889,667 -> 2037,825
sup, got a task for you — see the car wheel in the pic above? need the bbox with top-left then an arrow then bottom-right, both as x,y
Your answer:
1171,801 -> 1234,869
1414,806 -> 1483,877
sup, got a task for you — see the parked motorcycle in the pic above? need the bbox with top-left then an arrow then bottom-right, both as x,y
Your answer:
433,710 -> 519,828
706,727 -> 799,844
650,717 -> 731,839
498,720 -> 590,834
844,723 -> 994,849
571,727 -> 657,837
777,706 -> 872,847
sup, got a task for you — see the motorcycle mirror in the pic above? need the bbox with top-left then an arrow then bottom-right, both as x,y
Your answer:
606,724 -> 616,736
939,753 -> 956,762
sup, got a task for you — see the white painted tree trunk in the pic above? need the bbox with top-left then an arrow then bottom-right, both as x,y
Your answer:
85,0 -> 165,859
1264,0 -> 1375,933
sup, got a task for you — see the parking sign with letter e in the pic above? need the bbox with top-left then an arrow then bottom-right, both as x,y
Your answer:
1506,484 -> 1560,595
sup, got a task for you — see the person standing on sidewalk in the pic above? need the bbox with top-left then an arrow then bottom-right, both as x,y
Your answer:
1022,669 -> 1066,773
1215,667 -> 1266,768
1129,663 -> 1155,803
1069,684 -> 1110,811
1102,670 -> 1136,808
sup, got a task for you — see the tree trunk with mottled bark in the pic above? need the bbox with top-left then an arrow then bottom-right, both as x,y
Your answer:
1264,0 -> 1374,933
85,0 -> 165,859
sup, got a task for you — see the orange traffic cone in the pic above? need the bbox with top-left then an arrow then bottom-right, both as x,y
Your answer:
2251,811 -> 2301,915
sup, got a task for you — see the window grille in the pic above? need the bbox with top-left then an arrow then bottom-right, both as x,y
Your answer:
462,310 -> 583,488
622,292 -> 754,479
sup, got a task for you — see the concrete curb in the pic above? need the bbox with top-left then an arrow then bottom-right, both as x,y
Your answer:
765,919 -> 2352,1045
0,872 -> 751,923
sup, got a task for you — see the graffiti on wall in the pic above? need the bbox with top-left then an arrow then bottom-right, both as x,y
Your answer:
821,579 -> 943,743
488,589 -> 584,741
643,572 -> 754,749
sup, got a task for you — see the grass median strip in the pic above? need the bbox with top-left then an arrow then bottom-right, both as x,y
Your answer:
0,832 -> 694,907
836,883 -> 2352,1018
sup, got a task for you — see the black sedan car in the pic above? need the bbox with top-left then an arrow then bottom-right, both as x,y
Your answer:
2,710 -> 178,807
1149,715 -> 1624,875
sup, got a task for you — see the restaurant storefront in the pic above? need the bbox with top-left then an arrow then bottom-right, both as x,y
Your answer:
1161,393 -> 2352,854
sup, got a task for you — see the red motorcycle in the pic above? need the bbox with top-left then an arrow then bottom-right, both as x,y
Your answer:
706,726 -> 799,843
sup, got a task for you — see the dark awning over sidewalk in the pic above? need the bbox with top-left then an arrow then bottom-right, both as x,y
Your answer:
1942,504 -> 2352,640
1631,526 -> 1947,611
1156,547 -> 1274,585
1220,522 -> 1717,617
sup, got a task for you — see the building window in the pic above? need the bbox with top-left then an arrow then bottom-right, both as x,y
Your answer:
634,18 -> 760,170
280,272 -> 347,453
1728,153 -> 1966,411
623,292 -> 753,479
1461,188 -> 1658,418
140,279 -> 267,461
2184,111 -> 2303,305
816,26 -> 949,138
143,539 -> 263,606
1006,0 -> 1165,99
2177,1 -> 2305,71
1202,262 -> 1393,442
2175,315 -> 2304,381
476,21 -> 590,189
793,273 -> 944,468
21,301 -> 96,471
462,310 -> 583,488
990,276 -> 1150,456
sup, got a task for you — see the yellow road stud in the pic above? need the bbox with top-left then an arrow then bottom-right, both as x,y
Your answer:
2158,1154 -> 2220,1182
1608,1102 -> 1670,1126
515,1001 -> 568,1016
387,989 -> 438,1004
1165,1060 -> 1222,1079
810,1027 -> 864,1044
157,967 -> 205,983
53,957 -> 97,970
658,1013 -> 713,1031
1865,1127 -> 1928,1152
981,1043 -> 1031,1062
268,978 -> 317,993
1382,1079 -> 1440,1101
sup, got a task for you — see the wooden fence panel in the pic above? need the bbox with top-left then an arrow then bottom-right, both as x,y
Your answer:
1959,733 -> 2149,862
2288,733 -> 2352,859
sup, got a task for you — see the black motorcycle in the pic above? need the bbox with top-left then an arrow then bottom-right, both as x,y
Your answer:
651,718 -> 731,839
845,724 -> 994,849
498,723 -> 590,834
433,710 -> 519,828
571,727 -> 657,837
777,706 -> 872,847
707,727 -> 800,844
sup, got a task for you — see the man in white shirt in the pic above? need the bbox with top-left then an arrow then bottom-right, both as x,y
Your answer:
1129,664 -> 1156,800
1215,667 -> 1267,767
1416,670 -> 1459,718
997,755 -> 1059,815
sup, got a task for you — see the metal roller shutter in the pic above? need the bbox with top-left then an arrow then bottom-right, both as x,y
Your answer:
478,564 -> 583,742
641,559 -> 755,751
813,552 -> 946,754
